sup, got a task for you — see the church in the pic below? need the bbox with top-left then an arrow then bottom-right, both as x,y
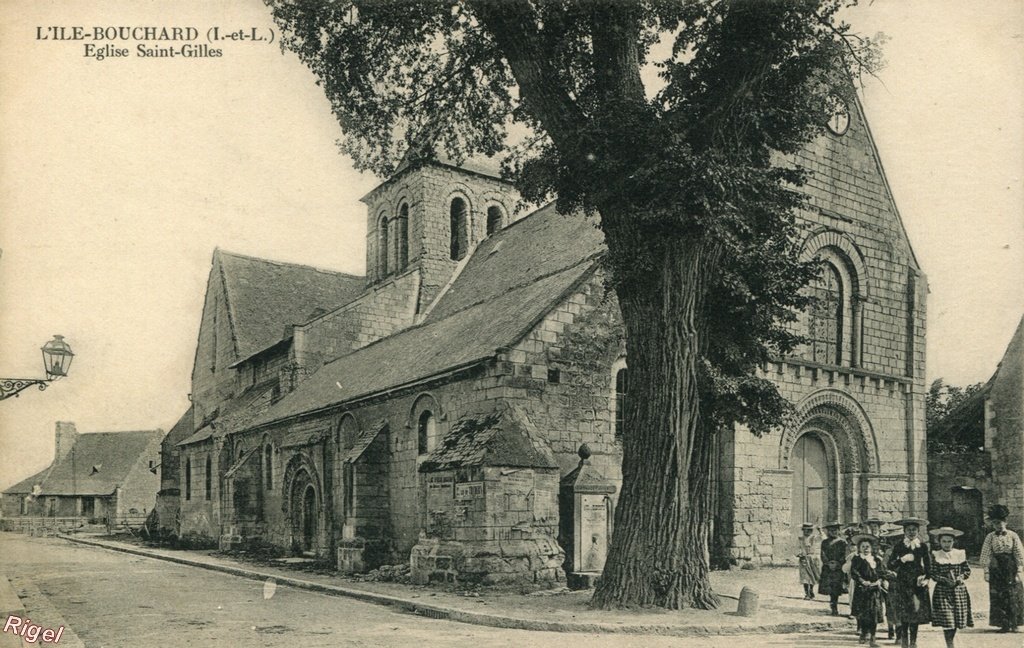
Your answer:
158,94 -> 927,584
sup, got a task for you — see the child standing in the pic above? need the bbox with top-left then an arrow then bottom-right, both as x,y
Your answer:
929,527 -> 972,648
850,534 -> 885,647
797,522 -> 821,600
887,518 -> 932,648
820,521 -> 848,616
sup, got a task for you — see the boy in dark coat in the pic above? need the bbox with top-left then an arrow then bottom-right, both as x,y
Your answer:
819,521 -> 848,616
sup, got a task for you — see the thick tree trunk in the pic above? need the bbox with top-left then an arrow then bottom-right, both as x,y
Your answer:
591,234 -> 721,610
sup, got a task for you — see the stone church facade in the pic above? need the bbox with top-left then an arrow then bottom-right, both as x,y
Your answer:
164,96 -> 926,582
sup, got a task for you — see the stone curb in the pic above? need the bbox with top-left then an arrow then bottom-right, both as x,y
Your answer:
59,535 -> 851,637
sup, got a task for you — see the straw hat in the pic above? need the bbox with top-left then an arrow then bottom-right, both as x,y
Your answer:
879,523 -> 903,538
852,533 -> 880,547
894,517 -> 929,527
861,517 -> 885,526
823,520 -> 842,529
929,527 -> 964,539
800,522 -> 816,530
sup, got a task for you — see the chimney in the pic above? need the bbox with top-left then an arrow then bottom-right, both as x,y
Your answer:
55,421 -> 78,461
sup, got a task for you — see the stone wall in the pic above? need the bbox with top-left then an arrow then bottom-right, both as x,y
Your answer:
986,319 -> 1024,531
495,268 -> 625,490
190,257 -> 244,426
114,434 -> 162,518
178,441 -> 223,544
411,466 -> 563,585
928,450 -> 993,553
296,269 -> 420,366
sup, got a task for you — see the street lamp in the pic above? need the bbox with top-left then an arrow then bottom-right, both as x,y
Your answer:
1,335 -> 75,400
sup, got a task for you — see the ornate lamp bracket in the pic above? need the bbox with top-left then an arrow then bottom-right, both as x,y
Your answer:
0,378 -> 50,401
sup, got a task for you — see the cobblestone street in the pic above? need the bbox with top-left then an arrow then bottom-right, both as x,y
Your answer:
2,533 -> 1021,648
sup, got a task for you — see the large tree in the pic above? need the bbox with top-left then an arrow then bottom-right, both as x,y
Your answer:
268,0 -> 880,609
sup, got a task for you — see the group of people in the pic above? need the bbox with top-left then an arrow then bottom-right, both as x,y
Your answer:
796,504 -> 1024,647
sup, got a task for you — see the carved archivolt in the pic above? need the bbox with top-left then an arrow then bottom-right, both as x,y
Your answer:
280,452 -> 320,516
800,228 -> 869,299
780,389 -> 879,473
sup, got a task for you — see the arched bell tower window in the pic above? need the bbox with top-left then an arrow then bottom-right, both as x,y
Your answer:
809,262 -> 844,366
486,205 -> 504,237
377,214 -> 390,278
450,197 -> 469,261
395,203 -> 409,270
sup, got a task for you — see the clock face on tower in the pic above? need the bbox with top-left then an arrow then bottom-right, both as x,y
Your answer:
826,95 -> 850,136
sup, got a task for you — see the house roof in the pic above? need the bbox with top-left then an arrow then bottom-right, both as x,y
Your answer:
991,314 -> 1024,385
162,406 -> 195,449
216,250 -> 365,363
4,431 -> 162,496
419,404 -> 558,472
3,466 -> 52,495
245,206 -> 603,430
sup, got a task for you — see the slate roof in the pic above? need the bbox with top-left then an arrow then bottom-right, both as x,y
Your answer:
178,382 -> 277,446
425,203 -> 605,321
4,431 -> 162,496
419,404 -> 558,472
244,206 -> 604,430
345,420 -> 388,463
217,250 -> 365,363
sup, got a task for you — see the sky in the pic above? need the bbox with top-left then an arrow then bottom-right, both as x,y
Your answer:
1,1 -> 1022,489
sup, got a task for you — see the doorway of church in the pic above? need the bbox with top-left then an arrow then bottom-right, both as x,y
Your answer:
791,433 -> 830,531
301,484 -> 317,554
289,472 -> 319,556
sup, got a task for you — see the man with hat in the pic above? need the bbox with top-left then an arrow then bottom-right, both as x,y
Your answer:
886,517 -> 931,648
796,522 -> 821,600
929,526 -> 972,648
819,521 -> 848,616
979,504 -> 1024,633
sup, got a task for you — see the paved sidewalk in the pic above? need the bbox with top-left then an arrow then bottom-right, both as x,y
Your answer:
58,534 -> 856,637
0,575 -> 26,648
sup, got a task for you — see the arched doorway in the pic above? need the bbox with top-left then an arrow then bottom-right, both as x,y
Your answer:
288,468 -> 319,555
791,433 -> 830,530
301,484 -> 317,553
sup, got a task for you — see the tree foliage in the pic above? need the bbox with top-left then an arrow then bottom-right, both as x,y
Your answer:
267,0 -> 882,609
927,378 -> 987,452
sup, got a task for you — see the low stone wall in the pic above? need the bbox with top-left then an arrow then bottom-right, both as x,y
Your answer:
409,535 -> 564,585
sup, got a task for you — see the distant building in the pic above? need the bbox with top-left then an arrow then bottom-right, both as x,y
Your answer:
929,315 -> 1024,551
1,422 -> 162,524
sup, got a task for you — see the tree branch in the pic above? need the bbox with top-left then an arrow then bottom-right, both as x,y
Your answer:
469,0 -> 586,152
590,0 -> 646,106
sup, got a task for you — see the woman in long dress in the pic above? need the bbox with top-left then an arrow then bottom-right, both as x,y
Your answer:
850,534 -> 885,647
929,527 -> 972,648
886,517 -> 931,648
819,521 -> 847,616
979,504 -> 1024,633
797,522 -> 821,600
